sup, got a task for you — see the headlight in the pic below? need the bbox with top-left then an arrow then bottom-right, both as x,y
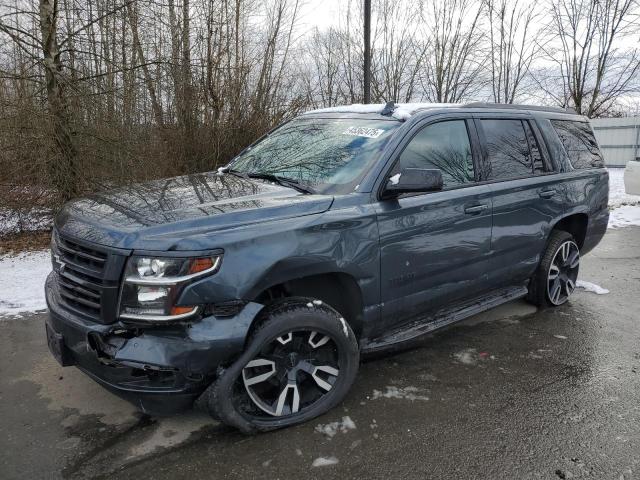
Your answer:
119,255 -> 221,322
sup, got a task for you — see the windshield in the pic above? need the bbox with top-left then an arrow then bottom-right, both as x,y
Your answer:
228,118 -> 400,194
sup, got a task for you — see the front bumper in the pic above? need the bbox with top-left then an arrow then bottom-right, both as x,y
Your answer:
45,272 -> 262,415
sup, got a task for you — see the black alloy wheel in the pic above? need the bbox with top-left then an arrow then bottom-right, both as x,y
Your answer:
546,239 -> 580,306
205,299 -> 359,433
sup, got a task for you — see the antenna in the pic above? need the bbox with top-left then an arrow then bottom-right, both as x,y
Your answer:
381,102 -> 396,116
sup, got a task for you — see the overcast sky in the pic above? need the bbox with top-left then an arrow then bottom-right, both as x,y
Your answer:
299,1 -> 343,30
296,0 -> 638,47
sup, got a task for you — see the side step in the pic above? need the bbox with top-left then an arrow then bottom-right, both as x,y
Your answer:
362,286 -> 528,353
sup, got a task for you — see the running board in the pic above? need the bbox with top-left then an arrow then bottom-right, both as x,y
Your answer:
362,286 -> 528,353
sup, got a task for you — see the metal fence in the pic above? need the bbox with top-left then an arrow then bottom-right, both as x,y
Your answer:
590,117 -> 640,167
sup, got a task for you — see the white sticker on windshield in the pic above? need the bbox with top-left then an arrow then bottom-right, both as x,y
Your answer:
343,126 -> 385,138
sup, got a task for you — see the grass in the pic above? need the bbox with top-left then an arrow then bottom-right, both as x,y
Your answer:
0,230 -> 51,256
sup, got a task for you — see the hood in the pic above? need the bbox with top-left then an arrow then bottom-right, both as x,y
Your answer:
55,172 -> 333,250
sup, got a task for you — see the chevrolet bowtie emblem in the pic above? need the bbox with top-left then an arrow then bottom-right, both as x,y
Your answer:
53,254 -> 66,274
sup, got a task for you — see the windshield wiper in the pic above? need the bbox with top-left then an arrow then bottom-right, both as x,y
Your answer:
219,167 -> 249,179
247,173 -> 316,195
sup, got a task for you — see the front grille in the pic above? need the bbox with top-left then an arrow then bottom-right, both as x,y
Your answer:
57,236 -> 107,318
52,230 -> 128,324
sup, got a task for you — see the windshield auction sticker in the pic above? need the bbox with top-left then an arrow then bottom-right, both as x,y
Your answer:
343,126 -> 385,138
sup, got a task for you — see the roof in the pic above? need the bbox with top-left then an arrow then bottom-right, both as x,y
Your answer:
303,102 -> 576,121
302,103 -> 460,121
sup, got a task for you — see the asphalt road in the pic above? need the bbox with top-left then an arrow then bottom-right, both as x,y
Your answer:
1,227 -> 639,480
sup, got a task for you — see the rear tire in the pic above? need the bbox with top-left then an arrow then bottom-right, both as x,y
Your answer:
205,299 -> 359,433
527,230 -> 580,308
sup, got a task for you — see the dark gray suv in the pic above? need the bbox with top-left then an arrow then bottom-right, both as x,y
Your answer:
45,102 -> 609,432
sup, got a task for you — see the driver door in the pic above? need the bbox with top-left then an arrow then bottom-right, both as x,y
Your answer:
374,117 -> 493,334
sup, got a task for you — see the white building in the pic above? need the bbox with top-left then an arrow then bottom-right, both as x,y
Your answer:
590,117 -> 640,167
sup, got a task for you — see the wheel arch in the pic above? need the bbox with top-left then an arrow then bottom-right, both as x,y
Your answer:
249,271 -> 365,340
550,212 -> 589,249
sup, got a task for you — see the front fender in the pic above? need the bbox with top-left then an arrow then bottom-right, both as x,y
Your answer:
178,204 -> 380,315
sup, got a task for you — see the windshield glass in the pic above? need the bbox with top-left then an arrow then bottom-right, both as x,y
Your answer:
228,118 -> 400,194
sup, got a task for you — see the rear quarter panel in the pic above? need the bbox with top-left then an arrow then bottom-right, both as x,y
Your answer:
536,115 -> 609,255
563,169 -> 609,254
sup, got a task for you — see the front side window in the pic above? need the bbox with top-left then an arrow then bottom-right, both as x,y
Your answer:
394,120 -> 475,188
551,120 -> 604,169
229,118 -> 400,194
480,119 -> 533,180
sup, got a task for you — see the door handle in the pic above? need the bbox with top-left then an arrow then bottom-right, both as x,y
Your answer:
539,189 -> 557,199
464,204 -> 488,214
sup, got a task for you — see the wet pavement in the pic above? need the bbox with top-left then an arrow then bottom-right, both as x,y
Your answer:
1,227 -> 639,479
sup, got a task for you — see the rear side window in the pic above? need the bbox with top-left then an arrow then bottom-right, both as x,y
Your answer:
480,119 -> 534,180
396,120 -> 475,188
551,120 -> 604,169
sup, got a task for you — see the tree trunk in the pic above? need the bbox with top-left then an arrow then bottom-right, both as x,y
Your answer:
181,0 -> 196,169
126,1 -> 165,128
39,0 -> 79,201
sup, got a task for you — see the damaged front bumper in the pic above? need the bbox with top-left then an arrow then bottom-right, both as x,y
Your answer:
45,272 -> 262,415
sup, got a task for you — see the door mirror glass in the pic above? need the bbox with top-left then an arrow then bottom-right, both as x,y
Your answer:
384,168 -> 443,197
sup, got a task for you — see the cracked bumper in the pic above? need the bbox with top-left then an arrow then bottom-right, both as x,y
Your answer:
45,273 -> 262,415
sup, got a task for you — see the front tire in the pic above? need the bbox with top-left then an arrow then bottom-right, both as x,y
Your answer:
205,299 -> 359,433
528,230 -> 580,307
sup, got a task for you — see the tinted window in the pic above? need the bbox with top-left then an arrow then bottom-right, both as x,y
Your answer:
551,120 -> 604,169
396,120 -> 474,188
523,121 -> 546,174
481,119 -> 532,180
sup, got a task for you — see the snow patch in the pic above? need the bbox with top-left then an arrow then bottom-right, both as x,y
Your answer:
304,102 -> 460,121
312,456 -> 339,467
554,335 -> 568,340
389,173 -> 401,185
313,299 -> 323,305
453,348 -> 478,365
371,386 -> 429,401
0,207 -> 52,235
607,168 -> 640,228
608,205 -> 640,229
315,416 -> 356,438
576,280 -> 610,295
0,251 -> 51,317
608,168 -> 640,208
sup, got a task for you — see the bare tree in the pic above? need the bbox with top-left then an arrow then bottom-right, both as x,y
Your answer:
39,0 -> 79,200
1,0 -> 639,222
370,0 -> 428,103
421,0 -> 486,103
483,0 -> 542,103
306,28 -> 343,107
540,0 -> 640,117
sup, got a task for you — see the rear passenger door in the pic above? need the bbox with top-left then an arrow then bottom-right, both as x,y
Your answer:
475,116 -> 565,289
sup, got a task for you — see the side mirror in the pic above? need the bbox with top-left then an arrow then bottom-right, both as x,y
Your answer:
383,167 -> 444,198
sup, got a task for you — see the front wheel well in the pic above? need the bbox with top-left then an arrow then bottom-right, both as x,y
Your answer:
253,273 -> 364,338
551,213 -> 588,249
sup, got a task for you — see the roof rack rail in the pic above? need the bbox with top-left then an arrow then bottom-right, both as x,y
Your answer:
463,102 -> 577,114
